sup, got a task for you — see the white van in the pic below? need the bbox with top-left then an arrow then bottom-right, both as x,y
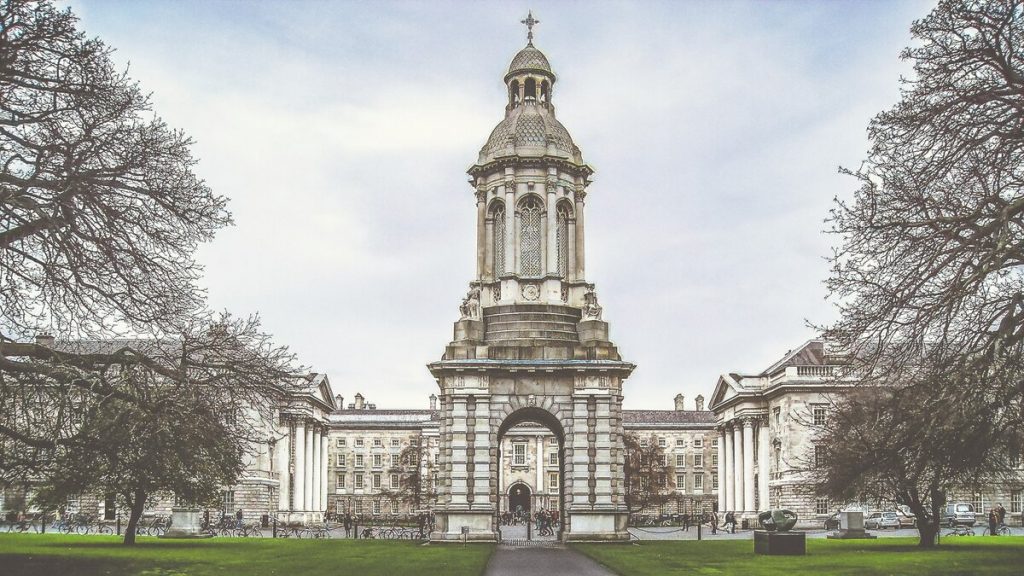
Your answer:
944,503 -> 976,527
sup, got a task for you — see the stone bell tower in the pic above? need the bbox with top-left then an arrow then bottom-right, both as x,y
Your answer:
429,13 -> 635,542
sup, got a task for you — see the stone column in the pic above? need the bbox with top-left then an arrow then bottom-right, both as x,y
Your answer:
471,396 -> 492,508
742,419 -> 755,515
573,188 -> 586,280
758,420 -> 770,512
567,219 -> 577,282
733,423 -> 744,513
536,435 -> 544,496
476,188 -> 486,280
311,428 -> 321,513
723,424 -> 734,512
449,396 -> 469,506
277,421 -> 291,513
484,215 -> 494,280
304,425 -> 314,512
293,420 -> 306,513
545,181 -> 558,275
505,178 -> 517,276
593,396 -> 614,507
319,428 -> 327,512
569,396 -> 591,511
717,427 -> 726,514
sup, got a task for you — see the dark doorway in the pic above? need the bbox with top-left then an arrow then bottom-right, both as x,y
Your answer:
509,484 -> 531,516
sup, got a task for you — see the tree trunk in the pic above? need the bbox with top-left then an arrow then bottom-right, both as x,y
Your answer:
122,489 -> 147,545
917,518 -> 940,548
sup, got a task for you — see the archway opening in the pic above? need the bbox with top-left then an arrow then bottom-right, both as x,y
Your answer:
496,407 -> 565,542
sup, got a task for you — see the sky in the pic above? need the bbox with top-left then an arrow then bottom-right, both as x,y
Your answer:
65,0 -> 935,410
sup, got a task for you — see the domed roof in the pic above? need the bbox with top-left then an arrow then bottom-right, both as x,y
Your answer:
506,44 -> 553,78
477,101 -> 582,165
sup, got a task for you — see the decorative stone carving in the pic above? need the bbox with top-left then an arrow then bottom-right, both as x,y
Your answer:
560,284 -> 568,302
459,285 -> 481,319
476,188 -> 487,203
573,187 -> 587,203
491,283 -> 502,302
546,178 -> 558,194
521,283 -> 540,301
583,285 -> 602,320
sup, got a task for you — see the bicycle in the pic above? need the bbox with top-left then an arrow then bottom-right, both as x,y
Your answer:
946,525 -> 974,536
982,524 -> 1010,536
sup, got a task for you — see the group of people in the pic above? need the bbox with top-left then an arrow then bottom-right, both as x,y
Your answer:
987,503 -> 1007,536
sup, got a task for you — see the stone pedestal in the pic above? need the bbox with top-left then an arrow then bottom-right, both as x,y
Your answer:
754,530 -> 806,555
827,511 -> 876,539
429,511 -> 496,542
577,319 -> 608,343
453,319 -> 484,342
159,507 -> 212,539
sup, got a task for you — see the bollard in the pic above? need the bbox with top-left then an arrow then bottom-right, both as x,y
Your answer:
116,514 -> 121,536
697,520 -> 702,541
272,517 -> 277,538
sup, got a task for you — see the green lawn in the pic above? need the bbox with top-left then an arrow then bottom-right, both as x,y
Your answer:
574,538 -> 1024,576
0,533 -> 494,576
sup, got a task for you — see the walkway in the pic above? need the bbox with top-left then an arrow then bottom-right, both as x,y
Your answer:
484,546 -> 618,576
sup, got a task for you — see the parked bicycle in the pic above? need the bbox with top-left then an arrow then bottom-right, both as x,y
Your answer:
946,525 -> 974,537
983,523 -> 1010,536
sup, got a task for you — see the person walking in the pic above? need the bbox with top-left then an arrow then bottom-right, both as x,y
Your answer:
343,513 -> 352,538
710,510 -> 718,535
988,508 -> 999,536
996,503 -> 1006,526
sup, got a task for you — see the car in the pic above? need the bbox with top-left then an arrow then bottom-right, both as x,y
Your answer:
943,503 -> 977,527
894,507 -> 917,528
824,513 -> 840,530
865,511 -> 901,530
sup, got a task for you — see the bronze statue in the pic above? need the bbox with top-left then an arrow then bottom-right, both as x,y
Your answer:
758,509 -> 799,532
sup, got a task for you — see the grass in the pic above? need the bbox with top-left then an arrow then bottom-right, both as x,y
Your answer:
573,537 -> 1024,576
0,533 -> 494,576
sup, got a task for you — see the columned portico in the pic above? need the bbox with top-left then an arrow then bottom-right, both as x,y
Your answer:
757,418 -> 770,511
717,427 -> 726,513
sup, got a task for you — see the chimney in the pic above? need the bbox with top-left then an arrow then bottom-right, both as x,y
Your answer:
335,394 -> 344,409
674,394 -> 685,411
354,393 -> 364,410
429,394 -> 437,411
35,333 -> 55,348
695,395 -> 705,411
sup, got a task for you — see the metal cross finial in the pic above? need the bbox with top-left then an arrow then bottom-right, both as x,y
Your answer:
521,10 -> 539,44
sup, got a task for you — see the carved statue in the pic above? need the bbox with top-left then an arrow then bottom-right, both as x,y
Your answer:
583,286 -> 602,320
459,285 -> 481,320
757,509 -> 799,532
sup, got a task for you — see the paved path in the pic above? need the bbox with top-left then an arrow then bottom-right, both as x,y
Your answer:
484,546 -> 618,576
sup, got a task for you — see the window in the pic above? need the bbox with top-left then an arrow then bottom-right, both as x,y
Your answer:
372,500 -> 381,515
661,454 -> 668,467
355,454 -> 364,468
712,474 -> 719,490
373,454 -> 383,468
711,453 -> 718,467
773,407 -> 781,426
338,454 -> 347,468
693,474 -> 703,493
675,454 -> 686,468
337,438 -> 347,448
391,438 -> 400,447
222,490 -> 235,508
549,472 -> 558,492
813,406 -> 827,426
1011,490 -> 1022,514
373,438 -> 383,447
677,438 -> 686,447
556,202 -> 571,277
355,500 -> 364,514
355,473 -> 364,489
658,437 -> 667,448
548,437 -> 558,445
519,196 -> 543,276
337,473 -> 346,488
434,453 -> 439,465
513,442 -> 527,466
373,473 -> 382,490
972,494 -> 985,515
694,454 -> 703,468
693,437 -> 704,449
391,455 -> 400,468
640,437 -> 649,447
493,202 -> 506,276
391,474 -> 399,489
549,452 -> 558,465
712,438 -> 719,449
676,474 -> 686,492
816,497 -> 830,515
355,438 -> 364,448
814,445 -> 828,468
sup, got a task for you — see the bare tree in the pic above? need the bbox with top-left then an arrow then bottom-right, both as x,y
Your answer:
623,432 -> 675,518
822,0 -> 1024,536
380,441 -> 436,512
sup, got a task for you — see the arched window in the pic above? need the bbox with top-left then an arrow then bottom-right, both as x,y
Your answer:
556,202 -> 572,277
519,196 -> 543,277
524,78 -> 537,100
509,80 -> 520,107
492,202 -> 506,276
540,80 -> 549,104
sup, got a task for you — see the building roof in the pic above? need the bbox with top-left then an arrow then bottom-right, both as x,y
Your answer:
507,44 -> 553,78
478,101 -> 581,165
623,410 -> 716,426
